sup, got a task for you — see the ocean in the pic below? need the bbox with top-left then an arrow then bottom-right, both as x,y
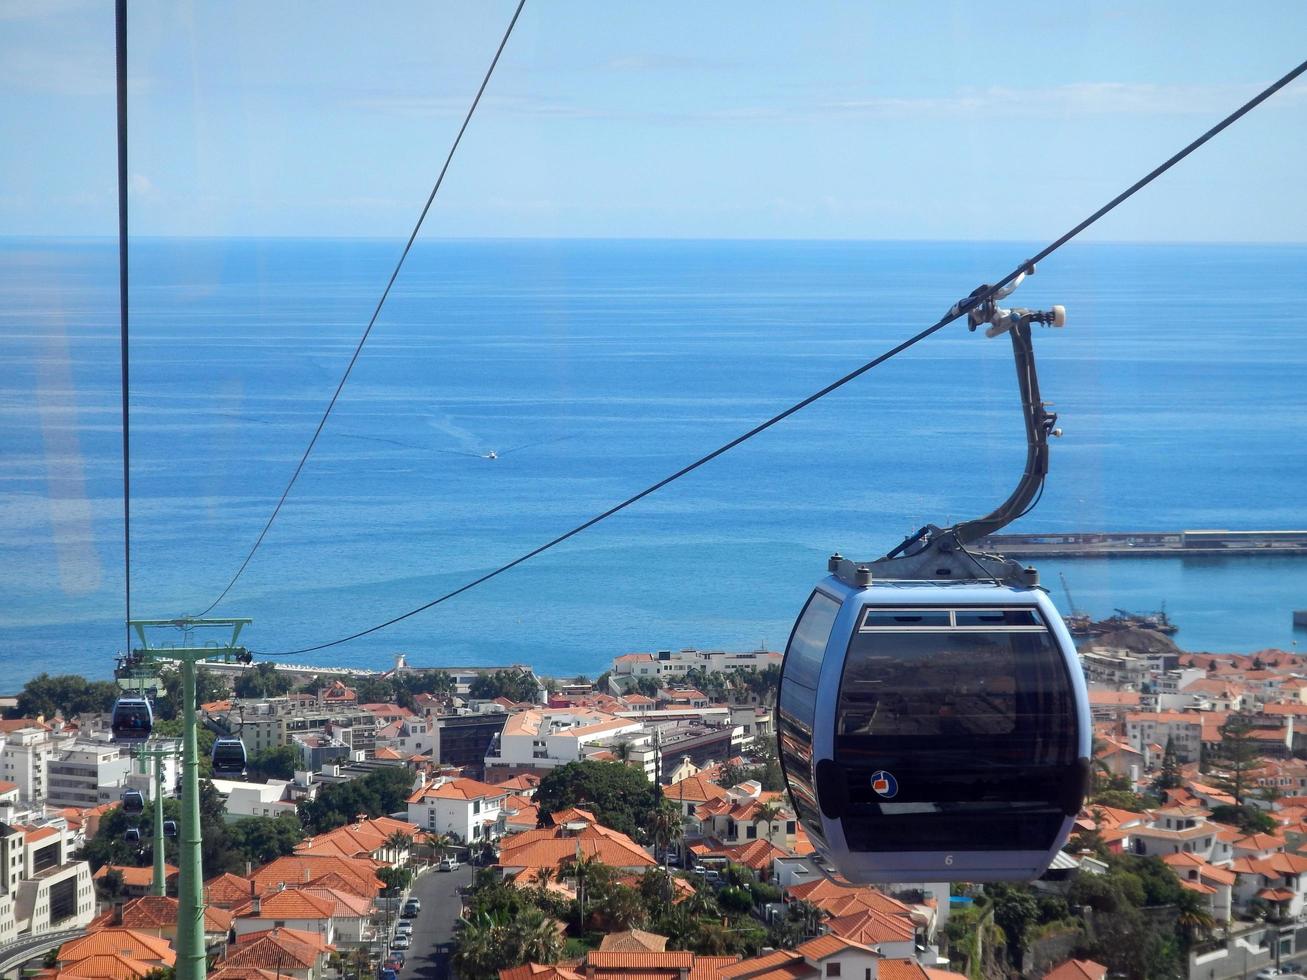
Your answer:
1,237 -> 1305,688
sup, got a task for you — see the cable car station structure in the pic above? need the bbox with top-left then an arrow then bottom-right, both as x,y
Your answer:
114,617 -> 252,980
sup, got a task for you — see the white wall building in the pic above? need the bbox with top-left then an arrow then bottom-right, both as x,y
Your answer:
486,709 -> 644,775
45,742 -> 131,808
0,818 -> 95,942
610,648 -> 782,686
0,723 -> 57,802
407,776 -> 507,843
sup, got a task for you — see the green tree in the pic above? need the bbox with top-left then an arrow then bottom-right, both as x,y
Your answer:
156,666 -> 228,722
298,765 -> 415,833
988,884 -> 1039,964
12,674 -> 122,720
233,663 -> 293,700
245,745 -> 299,782
1155,737 -> 1183,791
1209,803 -> 1277,834
469,670 -> 540,703
1213,713 -> 1264,806
226,812 -> 305,865
535,761 -> 663,841
351,675 -> 398,705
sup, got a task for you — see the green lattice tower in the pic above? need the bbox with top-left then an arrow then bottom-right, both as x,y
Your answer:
128,617 -> 252,980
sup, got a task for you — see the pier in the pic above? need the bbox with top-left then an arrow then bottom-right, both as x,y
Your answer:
976,529 -> 1307,559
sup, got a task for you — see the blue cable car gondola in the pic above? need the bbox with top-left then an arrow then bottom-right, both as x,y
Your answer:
163,820 -> 178,838
121,788 -> 145,815
111,696 -> 153,743
124,827 -> 141,844
212,737 -> 247,778
777,273 -> 1091,883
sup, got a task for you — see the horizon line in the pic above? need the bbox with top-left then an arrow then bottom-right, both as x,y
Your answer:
3,233 -> 1306,247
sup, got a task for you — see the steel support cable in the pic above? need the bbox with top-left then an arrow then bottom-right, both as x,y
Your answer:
197,0 -> 529,616
261,57 -> 1307,658
116,0 -> 132,649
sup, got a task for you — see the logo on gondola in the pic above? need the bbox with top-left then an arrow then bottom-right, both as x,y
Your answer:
870,770 -> 898,799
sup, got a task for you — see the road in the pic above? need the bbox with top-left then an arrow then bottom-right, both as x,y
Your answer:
393,865 -> 473,980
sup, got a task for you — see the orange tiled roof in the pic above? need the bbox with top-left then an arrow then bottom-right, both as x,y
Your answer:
586,953 -> 695,970
1043,960 -> 1107,980
826,908 -> 915,944
234,888 -> 337,920
59,929 -> 176,966
795,935 -> 871,959
57,953 -> 158,980
878,963 -> 931,980
208,970 -> 283,980
688,957 -> 742,980
93,865 -> 179,889
87,896 -> 232,933
499,966 -> 585,980
207,872 -> 256,907
598,931 -> 671,952
251,855 -> 382,897
219,931 -> 324,971
409,777 -> 507,804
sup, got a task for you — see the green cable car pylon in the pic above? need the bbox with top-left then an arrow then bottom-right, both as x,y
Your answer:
125,617 -> 252,980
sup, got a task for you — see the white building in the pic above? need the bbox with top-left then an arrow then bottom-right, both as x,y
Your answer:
485,709 -> 644,776
45,741 -> 131,808
0,722 -> 57,802
0,818 -> 95,943
610,648 -> 782,685
215,779 -> 301,821
407,776 -> 507,844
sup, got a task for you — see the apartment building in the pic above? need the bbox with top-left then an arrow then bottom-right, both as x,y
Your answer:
610,648 -> 782,685
45,741 -> 131,808
0,818 -> 95,942
0,721 -> 57,802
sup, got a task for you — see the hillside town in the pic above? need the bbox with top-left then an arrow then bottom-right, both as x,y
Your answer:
4,634 -> 1307,980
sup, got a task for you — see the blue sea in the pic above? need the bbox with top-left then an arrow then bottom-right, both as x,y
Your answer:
1,238 -> 1305,689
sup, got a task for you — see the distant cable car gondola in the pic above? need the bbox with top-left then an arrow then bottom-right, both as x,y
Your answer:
211,737 -> 247,777
163,820 -> 178,838
777,272 -> 1091,883
121,788 -> 145,815
125,827 -> 141,844
111,696 -> 153,743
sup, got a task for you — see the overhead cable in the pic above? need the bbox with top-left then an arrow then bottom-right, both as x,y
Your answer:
197,0 -> 529,616
262,57 -> 1307,656
116,0 -> 132,648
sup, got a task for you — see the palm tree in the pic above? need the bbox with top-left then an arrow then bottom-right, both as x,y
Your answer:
650,801 -> 684,861
1175,889 -> 1216,949
788,898 -> 826,940
385,830 -> 414,866
563,850 -> 602,923
453,912 -> 500,980
514,907 -> 565,963
757,802 -> 782,844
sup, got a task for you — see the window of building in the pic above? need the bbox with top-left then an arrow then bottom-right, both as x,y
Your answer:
826,964 -> 840,977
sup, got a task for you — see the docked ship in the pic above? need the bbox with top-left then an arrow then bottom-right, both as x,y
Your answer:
1064,607 -> 1178,637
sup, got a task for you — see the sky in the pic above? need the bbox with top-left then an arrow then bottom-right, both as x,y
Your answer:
2,1 -> 1305,241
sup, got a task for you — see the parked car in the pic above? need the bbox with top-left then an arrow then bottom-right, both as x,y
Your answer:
691,865 -> 706,876
391,934 -> 411,950
703,870 -> 721,882
438,857 -> 460,871
664,853 -> 680,867
378,969 -> 398,980
395,921 -> 413,935
401,899 -> 420,917
385,954 -> 405,969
